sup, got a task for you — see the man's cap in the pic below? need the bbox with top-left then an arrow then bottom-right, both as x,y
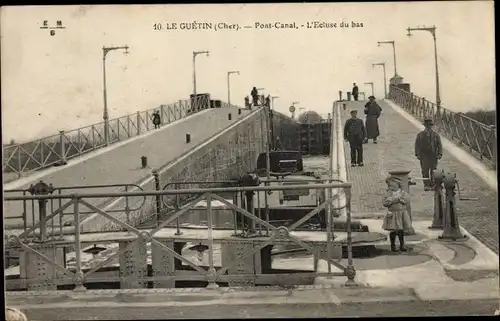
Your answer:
423,118 -> 434,125
350,110 -> 358,114
368,95 -> 376,99
386,176 -> 402,185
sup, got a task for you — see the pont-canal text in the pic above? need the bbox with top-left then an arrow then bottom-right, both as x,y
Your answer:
152,21 -> 365,31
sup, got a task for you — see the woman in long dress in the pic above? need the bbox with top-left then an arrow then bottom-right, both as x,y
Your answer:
382,176 -> 412,252
364,96 -> 382,143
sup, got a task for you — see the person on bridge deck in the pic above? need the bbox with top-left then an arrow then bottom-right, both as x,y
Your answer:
382,176 -> 412,252
151,110 -> 161,129
363,96 -> 382,144
344,110 -> 366,167
251,87 -> 259,106
265,95 -> 271,108
352,82 -> 359,101
415,118 -> 443,191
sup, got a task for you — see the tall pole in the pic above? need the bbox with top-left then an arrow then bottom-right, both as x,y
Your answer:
407,25 -> 441,110
102,45 -> 129,146
193,50 -> 210,96
377,40 -> 397,76
372,63 -> 387,98
227,71 -> 240,106
270,96 -> 278,150
364,82 -> 374,97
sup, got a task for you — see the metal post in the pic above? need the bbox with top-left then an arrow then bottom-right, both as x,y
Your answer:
193,53 -> 197,96
73,197 -> 86,292
429,169 -> 444,229
227,72 -> 230,105
102,52 -> 109,146
382,64 -> 387,98
175,183 -> 182,235
124,185 -> 131,232
206,193 -> 218,289
153,170 -> 161,222
392,42 -> 398,76
433,32 -> 441,111
345,188 -> 356,286
59,130 -> 67,164
136,111 -> 141,135
264,105 -> 271,235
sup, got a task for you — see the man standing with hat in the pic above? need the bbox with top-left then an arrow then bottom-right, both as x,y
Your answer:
344,109 -> 366,167
363,96 -> 382,144
352,82 -> 359,101
415,118 -> 443,191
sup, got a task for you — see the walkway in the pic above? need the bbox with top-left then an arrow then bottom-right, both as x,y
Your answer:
4,108 -> 251,228
340,100 -> 498,254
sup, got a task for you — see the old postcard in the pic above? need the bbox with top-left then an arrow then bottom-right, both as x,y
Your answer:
2,2 -> 498,319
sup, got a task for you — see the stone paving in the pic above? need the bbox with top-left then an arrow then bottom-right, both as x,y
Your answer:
340,100 -> 499,254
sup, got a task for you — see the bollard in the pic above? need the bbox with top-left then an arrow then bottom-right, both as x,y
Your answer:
339,90 -> 343,101
239,173 -> 260,234
429,169 -> 445,229
238,108 -> 242,115
28,180 -> 55,242
438,173 -> 468,242
347,92 -> 351,101
228,113 -> 232,120
141,156 -> 148,169
186,133 -> 191,144
388,170 -> 416,235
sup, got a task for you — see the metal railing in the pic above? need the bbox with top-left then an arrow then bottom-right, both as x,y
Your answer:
3,183 -> 146,236
3,96 -> 240,178
389,86 -> 497,168
4,182 -> 356,290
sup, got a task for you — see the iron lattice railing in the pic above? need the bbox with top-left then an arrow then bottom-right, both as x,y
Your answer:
388,86 -> 497,169
4,182 -> 355,291
3,96 -> 240,179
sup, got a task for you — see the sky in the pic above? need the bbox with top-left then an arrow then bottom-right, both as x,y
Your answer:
1,2 -> 496,143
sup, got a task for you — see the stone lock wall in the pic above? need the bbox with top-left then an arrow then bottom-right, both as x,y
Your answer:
81,108 -> 268,232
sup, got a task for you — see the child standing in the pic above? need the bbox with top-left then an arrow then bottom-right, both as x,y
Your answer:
382,176 -> 413,252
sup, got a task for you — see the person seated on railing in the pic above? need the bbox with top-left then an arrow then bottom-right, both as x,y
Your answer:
415,118 -> 442,191
151,110 -> 161,129
251,87 -> 259,106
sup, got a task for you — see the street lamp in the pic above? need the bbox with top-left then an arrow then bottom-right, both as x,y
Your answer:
193,50 -> 210,96
406,25 -> 441,110
102,45 -> 129,146
227,70 -> 240,106
377,40 -> 398,77
372,62 -> 387,98
364,82 -> 374,97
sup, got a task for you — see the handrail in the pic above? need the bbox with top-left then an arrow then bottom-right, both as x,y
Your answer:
5,182 -> 356,291
388,86 -> 497,168
3,96 -> 242,179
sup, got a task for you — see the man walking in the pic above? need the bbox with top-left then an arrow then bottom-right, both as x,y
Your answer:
344,110 -> 366,167
364,96 -> 382,144
415,118 -> 443,191
352,83 -> 359,101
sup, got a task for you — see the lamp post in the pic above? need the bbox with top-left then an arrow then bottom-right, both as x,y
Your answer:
364,82 -> 374,97
372,63 -> 387,98
406,25 -> 441,110
193,50 -> 210,96
102,45 -> 129,146
227,70 -> 240,106
377,40 -> 398,77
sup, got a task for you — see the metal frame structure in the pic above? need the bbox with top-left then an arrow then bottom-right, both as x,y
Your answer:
389,86 -> 497,168
5,182 -> 356,291
3,96 -> 240,178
